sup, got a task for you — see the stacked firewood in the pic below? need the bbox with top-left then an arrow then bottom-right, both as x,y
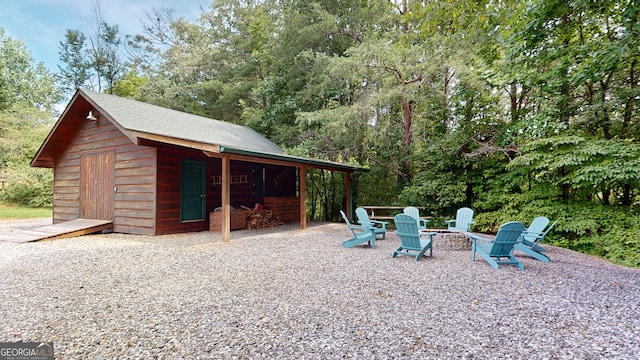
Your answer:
241,205 -> 284,229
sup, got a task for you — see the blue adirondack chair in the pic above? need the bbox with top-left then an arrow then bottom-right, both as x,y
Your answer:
392,214 -> 434,261
445,207 -> 474,232
514,217 -> 556,263
340,210 -> 376,249
403,206 -> 429,231
469,221 -> 526,270
355,207 -> 388,239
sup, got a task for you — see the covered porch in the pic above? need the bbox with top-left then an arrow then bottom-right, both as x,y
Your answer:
205,146 -> 365,243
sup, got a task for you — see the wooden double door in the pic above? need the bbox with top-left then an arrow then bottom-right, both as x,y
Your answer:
80,152 -> 115,220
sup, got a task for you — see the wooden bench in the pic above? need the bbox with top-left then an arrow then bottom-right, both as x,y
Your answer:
360,206 -> 430,221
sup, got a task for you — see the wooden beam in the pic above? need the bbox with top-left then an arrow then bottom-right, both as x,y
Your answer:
221,154 -> 231,243
202,150 -> 222,158
224,152 -> 353,172
225,153 -> 300,168
131,131 -> 222,153
31,156 -> 55,168
299,166 -> 307,230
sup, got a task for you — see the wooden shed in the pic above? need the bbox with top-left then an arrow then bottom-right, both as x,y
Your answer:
31,89 -> 365,242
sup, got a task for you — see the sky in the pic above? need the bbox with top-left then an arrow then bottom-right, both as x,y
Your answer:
0,0 -> 207,72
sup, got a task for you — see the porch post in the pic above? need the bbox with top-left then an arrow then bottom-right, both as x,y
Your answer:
345,170 -> 352,220
221,154 -> 231,243
299,166 -> 307,229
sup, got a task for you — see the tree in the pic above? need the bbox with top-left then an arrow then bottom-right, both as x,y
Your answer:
89,20 -> 123,92
110,69 -> 147,97
0,28 -> 61,112
1,27 -> 59,207
57,0 -> 125,94
57,29 -> 91,92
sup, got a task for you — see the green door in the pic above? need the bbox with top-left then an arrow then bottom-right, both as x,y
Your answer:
181,160 -> 206,222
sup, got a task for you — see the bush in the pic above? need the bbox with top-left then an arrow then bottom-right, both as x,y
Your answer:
0,166 -> 53,208
474,197 -> 640,267
595,227 -> 640,268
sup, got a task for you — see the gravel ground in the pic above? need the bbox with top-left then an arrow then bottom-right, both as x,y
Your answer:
1,219 -> 639,359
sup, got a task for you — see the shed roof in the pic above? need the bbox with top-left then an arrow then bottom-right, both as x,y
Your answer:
32,89 -> 366,172
81,89 -> 283,154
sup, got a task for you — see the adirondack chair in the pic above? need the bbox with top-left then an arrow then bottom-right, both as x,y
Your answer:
392,214 -> 434,261
355,207 -> 388,239
445,207 -> 474,232
514,217 -> 556,263
403,206 -> 429,231
469,221 -> 526,270
340,210 -> 376,249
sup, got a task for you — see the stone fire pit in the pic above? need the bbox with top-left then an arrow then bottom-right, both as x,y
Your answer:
423,229 -> 472,251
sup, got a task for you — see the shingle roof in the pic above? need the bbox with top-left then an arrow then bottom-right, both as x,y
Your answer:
81,89 -> 283,154
32,89 -> 366,172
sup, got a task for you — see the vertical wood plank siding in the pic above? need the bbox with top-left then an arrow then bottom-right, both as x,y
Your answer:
80,151 -> 115,220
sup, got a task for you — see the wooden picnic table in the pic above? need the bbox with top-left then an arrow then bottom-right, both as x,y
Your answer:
360,206 -> 430,221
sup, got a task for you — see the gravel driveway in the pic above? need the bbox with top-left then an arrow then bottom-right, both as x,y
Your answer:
1,219 -> 639,359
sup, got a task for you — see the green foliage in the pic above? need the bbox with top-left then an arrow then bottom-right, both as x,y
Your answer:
40,1 -> 640,266
0,111 -> 54,208
356,165 -> 399,207
57,4 -> 125,94
305,168 -> 344,222
1,28 -> 62,111
509,135 -> 640,205
110,68 -> 147,97
0,71 -> 8,111
594,227 -> 640,268
57,29 -> 91,92
1,27 -> 59,208
473,197 -> 640,267
0,167 -> 53,208
398,168 -> 468,213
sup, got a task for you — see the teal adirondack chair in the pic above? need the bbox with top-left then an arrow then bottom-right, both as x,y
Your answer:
445,207 -> 474,232
403,206 -> 429,231
355,207 -> 388,239
392,214 -> 434,261
340,210 -> 376,249
514,217 -> 556,263
469,221 -> 526,270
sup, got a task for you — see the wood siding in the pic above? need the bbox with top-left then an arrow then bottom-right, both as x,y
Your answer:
52,117 -> 157,235
50,116 -> 296,236
264,196 -> 301,222
154,143 -> 297,235
156,145 -> 262,234
36,91 -> 360,237
113,146 -> 157,235
265,166 -> 297,197
156,145 -> 209,234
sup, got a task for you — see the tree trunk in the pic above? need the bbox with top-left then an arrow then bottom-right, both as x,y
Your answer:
510,82 -> 518,122
602,188 -> 611,205
402,99 -> 413,148
622,59 -> 636,137
621,185 -> 632,207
